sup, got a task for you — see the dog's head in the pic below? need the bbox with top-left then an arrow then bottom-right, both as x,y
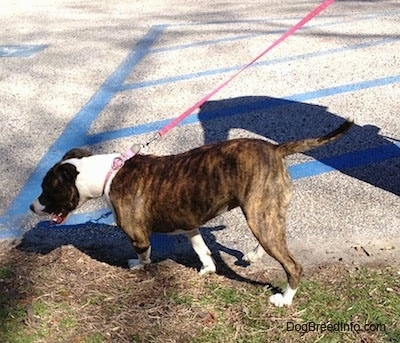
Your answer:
30,148 -> 92,224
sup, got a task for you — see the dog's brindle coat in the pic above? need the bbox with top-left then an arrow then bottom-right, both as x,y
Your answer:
31,119 -> 353,307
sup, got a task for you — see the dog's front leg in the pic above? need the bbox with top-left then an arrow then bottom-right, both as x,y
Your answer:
126,229 -> 152,270
128,245 -> 152,270
186,229 -> 216,275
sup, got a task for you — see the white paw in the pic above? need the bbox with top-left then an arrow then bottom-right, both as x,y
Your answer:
243,244 -> 265,263
269,293 -> 288,307
199,264 -> 216,275
128,259 -> 144,270
243,250 -> 260,263
268,286 -> 297,307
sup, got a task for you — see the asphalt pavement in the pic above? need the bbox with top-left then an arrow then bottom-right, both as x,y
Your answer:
1,0 -> 399,270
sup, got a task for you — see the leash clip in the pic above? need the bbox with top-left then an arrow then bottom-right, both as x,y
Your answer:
144,133 -> 161,148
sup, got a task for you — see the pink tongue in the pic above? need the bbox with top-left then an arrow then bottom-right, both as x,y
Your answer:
51,213 -> 64,224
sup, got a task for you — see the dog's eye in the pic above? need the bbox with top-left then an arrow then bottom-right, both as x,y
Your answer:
38,193 -> 50,204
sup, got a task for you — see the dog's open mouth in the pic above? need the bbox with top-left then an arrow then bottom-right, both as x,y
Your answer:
50,212 -> 68,225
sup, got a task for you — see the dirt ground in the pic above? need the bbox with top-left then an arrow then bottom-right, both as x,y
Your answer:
0,238 -> 282,342
0,227 -> 399,342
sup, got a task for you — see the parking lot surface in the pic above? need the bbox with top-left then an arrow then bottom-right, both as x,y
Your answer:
1,0 -> 399,268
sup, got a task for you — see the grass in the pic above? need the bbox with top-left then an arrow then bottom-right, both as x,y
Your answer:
0,266 -> 13,279
0,246 -> 399,342
169,266 -> 399,343
293,268 -> 400,342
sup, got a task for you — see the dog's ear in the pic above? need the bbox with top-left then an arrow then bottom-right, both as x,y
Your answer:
59,163 -> 79,183
62,148 -> 92,161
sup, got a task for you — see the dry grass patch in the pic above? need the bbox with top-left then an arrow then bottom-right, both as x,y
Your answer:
0,244 -> 399,342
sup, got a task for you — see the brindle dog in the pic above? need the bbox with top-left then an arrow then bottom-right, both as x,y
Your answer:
31,118 -> 353,306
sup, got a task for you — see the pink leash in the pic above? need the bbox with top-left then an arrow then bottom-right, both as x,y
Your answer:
153,0 -> 335,141
103,0 -> 335,191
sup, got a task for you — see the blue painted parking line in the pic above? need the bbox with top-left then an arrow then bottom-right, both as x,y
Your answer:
3,24 -> 167,219
120,37 -> 400,92
1,13 -> 399,239
289,143 -> 400,179
91,74 -> 400,143
285,75 -> 400,102
0,45 -> 48,57
150,11 -> 400,54
122,10 -> 400,92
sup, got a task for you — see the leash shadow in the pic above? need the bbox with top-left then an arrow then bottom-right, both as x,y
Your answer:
197,96 -> 399,196
16,222 -> 280,291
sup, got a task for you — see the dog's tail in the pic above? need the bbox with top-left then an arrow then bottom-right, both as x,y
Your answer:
276,118 -> 354,156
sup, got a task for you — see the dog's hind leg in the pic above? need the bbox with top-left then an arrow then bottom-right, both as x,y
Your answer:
186,229 -> 216,275
262,231 -> 302,306
244,207 -> 303,307
256,225 -> 302,306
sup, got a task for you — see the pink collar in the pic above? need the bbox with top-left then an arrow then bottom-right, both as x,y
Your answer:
102,144 -> 141,195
